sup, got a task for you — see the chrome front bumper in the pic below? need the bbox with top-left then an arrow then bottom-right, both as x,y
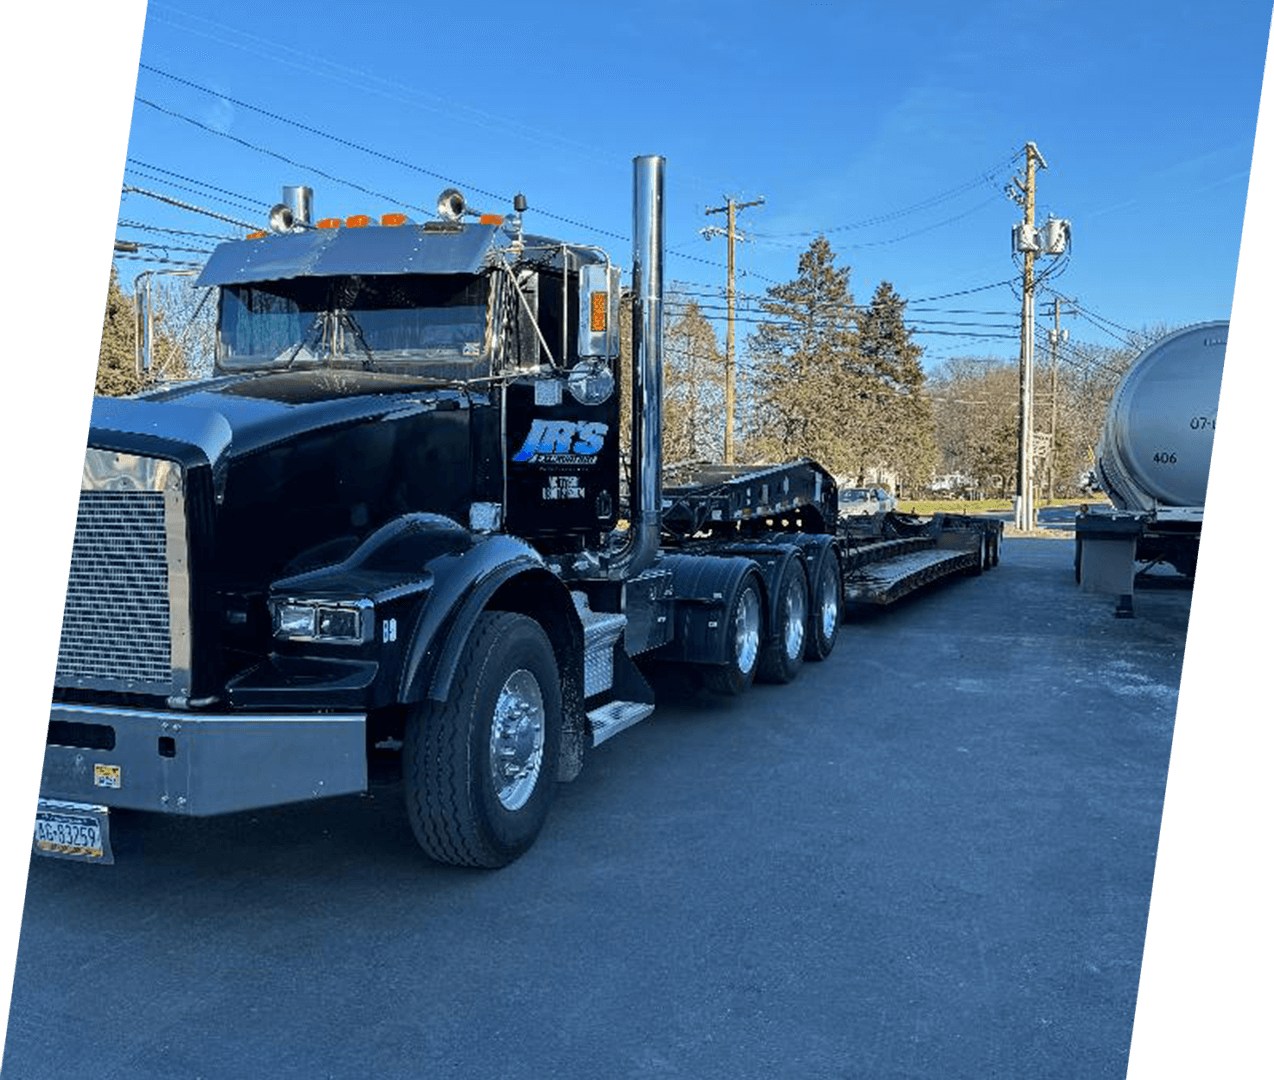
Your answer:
42,703 -> 367,816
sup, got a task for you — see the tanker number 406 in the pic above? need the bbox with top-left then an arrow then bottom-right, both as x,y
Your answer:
1153,451 -> 1178,464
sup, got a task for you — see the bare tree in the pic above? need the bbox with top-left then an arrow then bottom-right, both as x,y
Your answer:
148,274 -> 216,381
927,357 -> 1021,496
663,296 -> 725,465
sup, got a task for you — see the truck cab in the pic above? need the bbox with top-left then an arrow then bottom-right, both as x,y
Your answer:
42,169 -> 660,868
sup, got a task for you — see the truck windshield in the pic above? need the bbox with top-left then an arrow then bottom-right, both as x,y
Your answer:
217,273 -> 490,374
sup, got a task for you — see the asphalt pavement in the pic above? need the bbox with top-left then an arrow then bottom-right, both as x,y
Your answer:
3,537 -> 1191,1080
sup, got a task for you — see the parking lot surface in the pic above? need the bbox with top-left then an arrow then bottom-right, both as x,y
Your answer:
4,537 -> 1190,1080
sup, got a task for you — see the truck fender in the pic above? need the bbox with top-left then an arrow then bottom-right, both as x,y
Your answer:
396,536 -> 569,701
656,553 -> 766,666
700,542 -> 806,648
398,538 -> 588,782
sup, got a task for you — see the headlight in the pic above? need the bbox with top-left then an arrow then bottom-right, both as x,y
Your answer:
270,598 -> 374,644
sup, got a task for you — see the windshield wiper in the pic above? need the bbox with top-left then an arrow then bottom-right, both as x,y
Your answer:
281,310 -> 327,369
335,308 -> 376,371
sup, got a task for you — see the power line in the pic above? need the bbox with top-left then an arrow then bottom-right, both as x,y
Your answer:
115,239 -> 215,256
134,65 -> 999,283
910,277 -> 1022,304
118,220 -> 239,241
123,164 -> 266,217
113,253 -> 205,268
752,149 -> 1022,239
126,156 -> 270,210
133,96 -> 438,219
120,184 -> 260,230
138,64 -> 506,200
753,192 -> 1006,253
666,300 -> 1017,334
135,69 -> 630,243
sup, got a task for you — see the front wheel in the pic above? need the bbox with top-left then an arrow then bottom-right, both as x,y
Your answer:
403,611 -> 561,868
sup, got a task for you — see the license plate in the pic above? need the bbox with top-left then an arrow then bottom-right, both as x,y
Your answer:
33,803 -> 114,864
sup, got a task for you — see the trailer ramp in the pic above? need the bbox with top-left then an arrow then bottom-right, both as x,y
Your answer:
843,546 -> 978,605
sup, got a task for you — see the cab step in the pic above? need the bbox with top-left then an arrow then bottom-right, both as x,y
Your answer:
587,701 -> 656,747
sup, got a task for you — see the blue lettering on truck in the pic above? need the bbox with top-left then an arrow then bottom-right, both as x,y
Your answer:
512,419 -> 609,465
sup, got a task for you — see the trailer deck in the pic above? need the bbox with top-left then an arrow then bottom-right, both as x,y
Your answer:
660,461 -> 1002,607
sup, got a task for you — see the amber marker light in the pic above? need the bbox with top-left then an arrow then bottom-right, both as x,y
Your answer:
245,230 -> 267,239
316,218 -> 342,229
479,214 -> 503,225
381,213 -> 408,227
346,214 -> 373,228
590,292 -> 608,332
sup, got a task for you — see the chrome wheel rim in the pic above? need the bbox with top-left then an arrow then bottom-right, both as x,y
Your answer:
489,669 -> 545,812
820,565 -> 838,640
734,586 -> 761,675
783,575 -> 807,661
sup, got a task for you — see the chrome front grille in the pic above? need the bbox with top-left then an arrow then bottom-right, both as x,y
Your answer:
54,450 -> 190,696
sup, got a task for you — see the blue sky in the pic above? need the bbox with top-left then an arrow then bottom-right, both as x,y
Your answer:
114,0 -> 1270,366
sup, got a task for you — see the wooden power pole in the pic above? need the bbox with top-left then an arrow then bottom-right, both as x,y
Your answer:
705,195 -> 764,463
1013,143 -> 1047,531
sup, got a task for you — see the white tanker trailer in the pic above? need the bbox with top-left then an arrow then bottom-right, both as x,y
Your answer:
1074,321 -> 1226,612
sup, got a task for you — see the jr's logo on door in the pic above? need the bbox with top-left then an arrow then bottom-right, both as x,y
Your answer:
512,419 -> 609,465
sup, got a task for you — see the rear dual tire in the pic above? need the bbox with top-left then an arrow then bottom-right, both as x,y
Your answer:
803,546 -> 841,662
704,572 -> 764,696
758,558 -> 809,685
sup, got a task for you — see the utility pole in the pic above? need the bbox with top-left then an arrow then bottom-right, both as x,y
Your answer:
1003,143 -> 1065,532
705,195 -> 764,463
1017,144 -> 1042,531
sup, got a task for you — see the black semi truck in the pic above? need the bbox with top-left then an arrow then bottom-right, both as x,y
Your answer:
36,156 -> 1001,867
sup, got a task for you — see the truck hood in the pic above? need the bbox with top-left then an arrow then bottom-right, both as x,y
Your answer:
88,370 -> 477,469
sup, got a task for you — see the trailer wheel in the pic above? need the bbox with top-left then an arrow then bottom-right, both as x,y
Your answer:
759,557 -> 809,684
804,547 -> 841,662
989,532 -> 1000,567
703,572 -> 764,696
402,611 -> 561,868
1074,538 -> 1082,584
964,533 -> 985,576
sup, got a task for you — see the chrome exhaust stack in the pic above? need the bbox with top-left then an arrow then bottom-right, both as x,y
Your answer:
609,154 -> 665,580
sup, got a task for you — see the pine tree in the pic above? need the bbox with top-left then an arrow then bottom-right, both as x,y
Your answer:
743,236 -> 865,474
857,281 -> 936,493
96,265 -> 142,397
